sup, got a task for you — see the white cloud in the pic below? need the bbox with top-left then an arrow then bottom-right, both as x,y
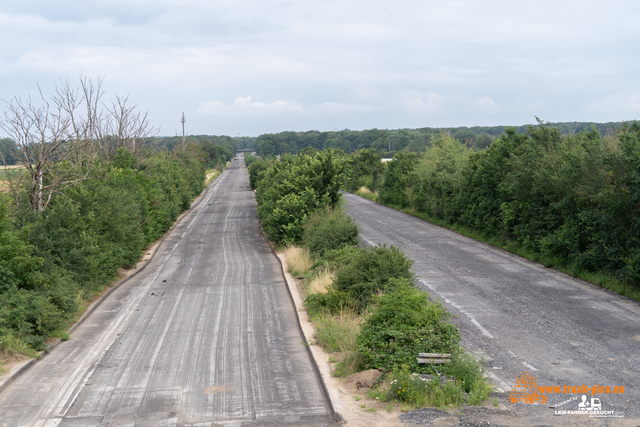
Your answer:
474,97 -> 496,109
198,96 -> 303,116
400,93 -> 445,115
586,91 -> 640,115
311,102 -> 377,115
1,0 -> 640,135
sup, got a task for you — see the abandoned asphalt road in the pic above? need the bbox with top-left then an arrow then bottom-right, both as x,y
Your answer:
0,157 -> 335,427
345,193 -> 640,424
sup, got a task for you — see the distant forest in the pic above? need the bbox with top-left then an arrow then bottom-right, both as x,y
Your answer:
252,121 -> 631,157
0,121 -> 631,165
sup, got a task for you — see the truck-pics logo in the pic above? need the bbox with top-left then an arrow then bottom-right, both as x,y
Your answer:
509,371 -> 626,418
510,371 -> 625,404
509,371 -> 547,404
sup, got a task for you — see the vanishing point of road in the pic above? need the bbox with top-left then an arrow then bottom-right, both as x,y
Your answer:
0,157 -> 336,426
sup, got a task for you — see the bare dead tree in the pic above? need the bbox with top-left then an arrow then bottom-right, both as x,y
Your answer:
0,76 -> 159,211
0,78 -> 104,212
98,95 -> 158,161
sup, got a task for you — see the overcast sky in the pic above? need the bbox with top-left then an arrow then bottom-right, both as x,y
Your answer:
1,1 -> 639,137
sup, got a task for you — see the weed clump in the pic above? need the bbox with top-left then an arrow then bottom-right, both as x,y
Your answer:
282,246 -> 312,277
302,207 -> 359,256
357,283 -> 459,373
334,244 -> 414,311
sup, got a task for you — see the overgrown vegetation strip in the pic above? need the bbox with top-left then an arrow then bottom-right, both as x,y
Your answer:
246,151 -> 492,411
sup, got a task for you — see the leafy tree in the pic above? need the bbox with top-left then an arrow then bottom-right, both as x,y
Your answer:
0,138 -> 17,165
379,152 -> 418,207
255,150 -> 350,243
345,149 -> 384,192
408,132 -> 470,221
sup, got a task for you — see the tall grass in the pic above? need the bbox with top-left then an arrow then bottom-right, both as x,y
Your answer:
204,169 -> 221,186
355,187 -> 379,202
0,335 -> 38,360
282,245 -> 312,277
283,245 -> 365,378
312,309 -> 363,353
304,267 -> 335,295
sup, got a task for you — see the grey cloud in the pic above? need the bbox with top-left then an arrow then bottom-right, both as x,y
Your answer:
1,0 -> 640,137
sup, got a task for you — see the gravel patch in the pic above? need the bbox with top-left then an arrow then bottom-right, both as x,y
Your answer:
399,407 -> 450,424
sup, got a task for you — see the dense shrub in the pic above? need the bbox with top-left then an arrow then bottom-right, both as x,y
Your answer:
357,282 -> 460,373
378,152 -> 418,207
334,244 -> 414,309
360,121 -> 640,293
256,150 -> 349,243
304,289 -> 357,318
310,246 -> 363,271
244,153 -> 258,168
344,148 -> 385,192
247,156 -> 275,190
302,207 -> 360,256
305,244 -> 415,315
0,144 -> 208,353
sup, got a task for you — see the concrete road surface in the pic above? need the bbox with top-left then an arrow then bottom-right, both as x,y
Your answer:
0,158 -> 335,427
345,193 -> 640,423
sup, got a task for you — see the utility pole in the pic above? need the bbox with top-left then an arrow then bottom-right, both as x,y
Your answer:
181,112 -> 186,145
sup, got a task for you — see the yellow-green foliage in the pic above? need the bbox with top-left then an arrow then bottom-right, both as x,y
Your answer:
283,245 -> 312,277
355,187 -> 379,202
305,267 -> 335,295
313,310 -> 363,353
204,169 -> 221,186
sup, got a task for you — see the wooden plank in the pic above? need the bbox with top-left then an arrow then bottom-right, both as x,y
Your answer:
417,358 -> 451,364
418,353 -> 451,358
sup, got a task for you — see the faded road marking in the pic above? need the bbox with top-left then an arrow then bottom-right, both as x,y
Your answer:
419,279 -> 494,339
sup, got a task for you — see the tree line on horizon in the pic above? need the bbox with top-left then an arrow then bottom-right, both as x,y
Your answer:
251,120 -> 629,158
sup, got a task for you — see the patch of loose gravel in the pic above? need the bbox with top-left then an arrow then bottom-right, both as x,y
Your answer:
400,407 -> 451,424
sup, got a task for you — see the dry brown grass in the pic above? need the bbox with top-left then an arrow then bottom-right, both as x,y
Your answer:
0,165 -> 27,193
204,169 -> 221,186
282,245 -> 312,276
358,186 -> 372,195
305,267 -> 335,295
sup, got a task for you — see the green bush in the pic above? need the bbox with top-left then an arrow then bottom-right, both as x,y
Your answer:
302,207 -> 360,256
1,145 -> 208,354
334,245 -> 414,310
378,152 -> 418,208
357,284 -> 460,373
310,246 -> 363,270
256,150 -> 350,243
304,289 -> 357,318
